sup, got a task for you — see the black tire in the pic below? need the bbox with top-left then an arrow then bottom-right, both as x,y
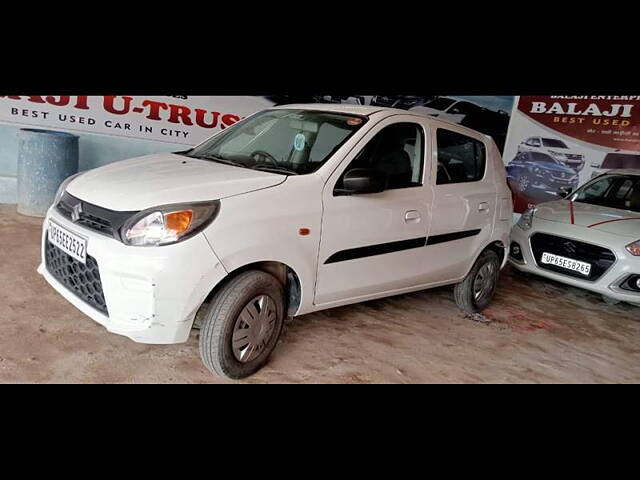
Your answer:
454,250 -> 501,314
199,270 -> 285,380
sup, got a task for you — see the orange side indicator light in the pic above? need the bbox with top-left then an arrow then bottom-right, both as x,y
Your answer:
299,228 -> 311,236
166,210 -> 194,235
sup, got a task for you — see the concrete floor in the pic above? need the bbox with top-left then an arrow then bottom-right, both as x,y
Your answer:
1,204 -> 639,383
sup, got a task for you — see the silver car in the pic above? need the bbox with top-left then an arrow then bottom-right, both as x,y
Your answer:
510,170 -> 640,306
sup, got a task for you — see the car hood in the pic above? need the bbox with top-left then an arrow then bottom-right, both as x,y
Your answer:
66,153 -> 287,211
534,200 -> 640,237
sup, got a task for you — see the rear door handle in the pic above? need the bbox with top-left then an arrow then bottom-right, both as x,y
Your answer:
478,202 -> 490,212
405,210 -> 421,223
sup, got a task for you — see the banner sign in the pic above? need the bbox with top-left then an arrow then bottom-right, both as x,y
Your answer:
0,96 -> 273,146
0,95 -> 515,151
503,95 -> 640,213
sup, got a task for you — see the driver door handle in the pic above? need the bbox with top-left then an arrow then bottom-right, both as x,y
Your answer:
478,202 -> 490,212
405,210 -> 421,223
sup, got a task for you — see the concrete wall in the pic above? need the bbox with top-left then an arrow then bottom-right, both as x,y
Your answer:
0,124 -> 183,204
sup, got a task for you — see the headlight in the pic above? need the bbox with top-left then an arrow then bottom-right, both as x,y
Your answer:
549,151 -> 565,158
517,207 -> 536,231
53,172 -> 84,206
121,200 -> 220,247
626,240 -> 640,256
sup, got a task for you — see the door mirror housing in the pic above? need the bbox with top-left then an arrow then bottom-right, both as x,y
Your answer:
337,168 -> 386,196
558,188 -> 573,199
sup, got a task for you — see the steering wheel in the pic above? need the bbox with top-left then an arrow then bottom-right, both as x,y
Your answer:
250,150 -> 279,166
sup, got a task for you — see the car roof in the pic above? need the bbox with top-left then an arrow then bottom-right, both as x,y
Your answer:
270,103 -> 399,116
605,150 -> 640,157
268,103 -> 485,133
602,169 -> 640,176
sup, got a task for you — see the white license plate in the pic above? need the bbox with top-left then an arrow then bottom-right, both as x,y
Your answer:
48,220 -> 87,264
541,252 -> 591,276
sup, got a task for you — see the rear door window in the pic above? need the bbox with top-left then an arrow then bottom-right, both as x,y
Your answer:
436,129 -> 486,185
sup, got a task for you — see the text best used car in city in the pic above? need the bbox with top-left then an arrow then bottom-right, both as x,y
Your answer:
38,105 -> 513,379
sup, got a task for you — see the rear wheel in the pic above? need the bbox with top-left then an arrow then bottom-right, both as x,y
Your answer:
454,250 -> 501,313
199,270 -> 285,379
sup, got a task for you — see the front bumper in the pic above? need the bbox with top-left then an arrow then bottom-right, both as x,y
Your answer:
530,174 -> 578,193
561,159 -> 585,171
38,206 -> 229,344
509,218 -> 640,306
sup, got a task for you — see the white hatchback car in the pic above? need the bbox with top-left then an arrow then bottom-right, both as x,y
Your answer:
39,105 -> 512,379
510,170 -> 640,307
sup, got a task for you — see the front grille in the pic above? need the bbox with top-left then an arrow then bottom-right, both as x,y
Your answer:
45,240 -> 109,316
530,233 -> 616,282
551,173 -> 572,181
56,192 -> 135,240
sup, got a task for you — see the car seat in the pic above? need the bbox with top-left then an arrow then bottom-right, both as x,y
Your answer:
446,162 -> 468,183
437,162 -> 452,184
628,185 -> 640,211
373,147 -> 412,189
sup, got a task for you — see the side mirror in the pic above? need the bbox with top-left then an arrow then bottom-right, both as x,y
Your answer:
558,188 -> 573,199
337,168 -> 386,196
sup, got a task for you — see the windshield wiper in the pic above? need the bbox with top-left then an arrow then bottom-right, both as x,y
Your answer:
252,165 -> 299,176
190,154 -> 249,169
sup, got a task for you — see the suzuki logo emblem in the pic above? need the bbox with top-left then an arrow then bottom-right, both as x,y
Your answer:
563,241 -> 576,254
71,203 -> 83,222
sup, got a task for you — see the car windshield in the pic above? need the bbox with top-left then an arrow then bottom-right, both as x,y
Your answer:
424,97 -> 456,111
573,175 -> 640,213
601,153 -> 640,169
542,138 -> 568,148
186,109 -> 367,175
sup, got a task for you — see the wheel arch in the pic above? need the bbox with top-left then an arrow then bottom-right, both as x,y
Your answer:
203,260 -> 303,317
464,239 -> 508,279
484,240 -> 507,267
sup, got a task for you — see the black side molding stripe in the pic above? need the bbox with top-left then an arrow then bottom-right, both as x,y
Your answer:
324,229 -> 482,264
426,229 -> 481,246
325,237 -> 427,264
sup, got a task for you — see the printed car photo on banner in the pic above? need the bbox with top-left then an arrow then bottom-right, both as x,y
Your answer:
503,96 -> 640,213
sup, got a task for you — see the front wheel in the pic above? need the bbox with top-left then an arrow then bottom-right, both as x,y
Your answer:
199,270 -> 285,379
517,173 -> 531,193
454,250 -> 501,313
